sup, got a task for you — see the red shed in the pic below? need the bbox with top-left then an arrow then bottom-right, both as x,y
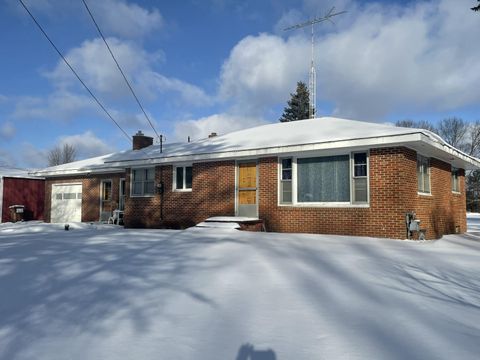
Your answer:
0,168 -> 45,223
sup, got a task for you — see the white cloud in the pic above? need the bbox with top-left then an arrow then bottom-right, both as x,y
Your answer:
313,0 -> 480,119
46,37 -> 211,106
13,0 -> 162,39
0,94 -> 8,103
219,33 -> 308,115
13,92 -> 97,121
58,131 -> 115,159
173,113 -> 267,142
150,73 -> 213,107
90,0 -> 163,39
19,142 -> 49,169
220,0 -> 480,121
0,122 -> 15,140
0,149 -> 15,167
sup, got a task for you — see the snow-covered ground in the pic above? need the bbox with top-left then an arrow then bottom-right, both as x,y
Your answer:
0,219 -> 479,360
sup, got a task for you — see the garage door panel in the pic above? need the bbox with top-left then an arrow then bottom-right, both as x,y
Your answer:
51,184 -> 82,223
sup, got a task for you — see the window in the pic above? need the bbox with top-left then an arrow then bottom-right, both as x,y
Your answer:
417,155 -> 430,193
102,181 -> 112,201
297,155 -> 350,202
174,166 -> 193,191
452,167 -> 460,193
353,153 -> 368,203
63,193 -> 77,200
278,152 -> 369,206
119,179 -> 126,210
280,158 -> 292,204
131,168 -> 155,196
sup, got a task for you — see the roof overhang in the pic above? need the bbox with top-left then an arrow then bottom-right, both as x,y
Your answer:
32,131 -> 480,177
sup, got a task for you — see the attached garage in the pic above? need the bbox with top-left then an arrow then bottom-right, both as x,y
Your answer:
51,184 -> 82,223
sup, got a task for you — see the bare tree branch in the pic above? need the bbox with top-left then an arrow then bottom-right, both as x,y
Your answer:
62,143 -> 77,164
437,117 -> 468,148
395,119 -> 437,133
48,144 -> 77,166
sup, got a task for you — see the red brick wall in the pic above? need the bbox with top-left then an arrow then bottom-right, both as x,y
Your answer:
123,161 -> 236,228
44,174 -> 123,222
2,178 -> 45,222
415,159 -> 466,238
43,147 -> 466,239
258,147 -> 466,239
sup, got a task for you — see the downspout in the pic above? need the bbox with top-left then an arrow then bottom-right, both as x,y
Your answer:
159,166 -> 164,221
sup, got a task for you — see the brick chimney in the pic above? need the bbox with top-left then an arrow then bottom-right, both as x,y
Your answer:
132,131 -> 153,150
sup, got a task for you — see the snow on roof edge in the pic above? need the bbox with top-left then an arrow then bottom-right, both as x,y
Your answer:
31,117 -> 480,175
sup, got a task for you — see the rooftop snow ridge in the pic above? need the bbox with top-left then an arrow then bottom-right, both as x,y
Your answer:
29,117 -> 480,175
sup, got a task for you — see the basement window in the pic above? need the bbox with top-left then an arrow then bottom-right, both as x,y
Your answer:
452,167 -> 460,193
174,165 -> 192,191
417,155 -> 431,194
131,168 -> 155,196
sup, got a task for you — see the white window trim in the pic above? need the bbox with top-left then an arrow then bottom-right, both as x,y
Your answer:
417,154 -> 431,195
130,167 -> 155,197
279,158 -> 292,204
351,151 -> 370,204
173,164 -> 193,192
278,152 -> 370,208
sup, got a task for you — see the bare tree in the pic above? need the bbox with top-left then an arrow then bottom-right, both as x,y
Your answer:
395,119 -> 437,133
48,143 -> 77,166
463,121 -> 480,157
437,117 -> 468,149
472,1 -> 480,11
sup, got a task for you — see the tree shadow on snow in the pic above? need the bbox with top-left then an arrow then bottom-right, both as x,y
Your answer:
0,227 -> 244,358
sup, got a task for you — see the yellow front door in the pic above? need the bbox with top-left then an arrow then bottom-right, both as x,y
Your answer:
237,162 -> 258,217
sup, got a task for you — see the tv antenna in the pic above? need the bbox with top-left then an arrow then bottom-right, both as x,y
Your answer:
284,7 -> 346,119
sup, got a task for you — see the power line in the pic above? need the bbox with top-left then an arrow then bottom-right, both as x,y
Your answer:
18,0 -> 133,144
81,0 -> 161,140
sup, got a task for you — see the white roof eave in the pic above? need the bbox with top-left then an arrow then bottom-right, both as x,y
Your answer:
29,167 -> 125,178
417,134 -> 480,170
103,133 -> 426,168
32,131 -> 480,177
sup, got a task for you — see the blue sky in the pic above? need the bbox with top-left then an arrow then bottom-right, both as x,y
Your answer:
0,0 -> 479,168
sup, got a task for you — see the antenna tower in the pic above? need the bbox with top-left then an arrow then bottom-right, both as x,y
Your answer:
284,7 -> 346,119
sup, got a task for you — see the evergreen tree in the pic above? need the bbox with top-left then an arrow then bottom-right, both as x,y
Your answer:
279,81 -> 311,122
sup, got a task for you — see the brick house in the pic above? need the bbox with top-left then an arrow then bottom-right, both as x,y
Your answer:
32,117 -> 480,239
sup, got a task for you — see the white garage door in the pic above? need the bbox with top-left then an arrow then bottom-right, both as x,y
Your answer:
51,184 -> 82,223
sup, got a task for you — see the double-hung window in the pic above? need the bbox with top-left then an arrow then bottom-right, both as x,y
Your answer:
280,158 -> 292,203
131,168 -> 155,196
452,167 -> 460,193
353,153 -> 368,203
279,152 -> 369,206
417,155 -> 430,194
174,165 -> 193,191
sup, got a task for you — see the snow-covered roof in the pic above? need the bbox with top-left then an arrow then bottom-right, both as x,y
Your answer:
31,117 -> 480,176
0,166 -> 43,179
